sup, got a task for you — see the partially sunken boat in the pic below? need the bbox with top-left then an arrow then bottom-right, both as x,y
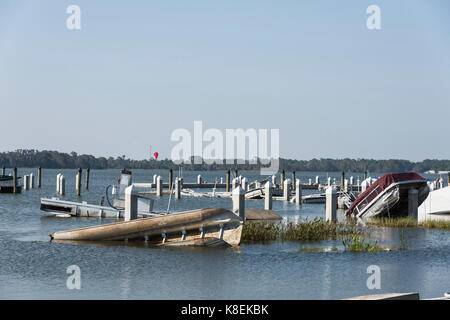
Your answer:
0,175 -> 21,193
347,172 -> 429,219
50,208 -> 243,247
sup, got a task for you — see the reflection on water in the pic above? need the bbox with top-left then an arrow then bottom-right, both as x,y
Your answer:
0,169 -> 449,299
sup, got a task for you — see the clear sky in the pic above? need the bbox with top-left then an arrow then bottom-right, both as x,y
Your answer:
1,0 -> 449,161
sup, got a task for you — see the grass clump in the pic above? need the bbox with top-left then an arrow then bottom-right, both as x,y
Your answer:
242,218 -> 363,242
369,217 -> 450,230
342,234 -> 383,252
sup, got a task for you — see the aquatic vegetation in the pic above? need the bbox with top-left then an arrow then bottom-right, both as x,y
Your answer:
342,234 -> 383,252
242,218 -> 363,242
369,217 -> 450,230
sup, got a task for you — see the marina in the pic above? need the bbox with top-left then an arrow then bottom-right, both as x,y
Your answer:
1,168 -> 450,299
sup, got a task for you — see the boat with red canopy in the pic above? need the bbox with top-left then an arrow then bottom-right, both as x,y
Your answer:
347,172 -> 429,219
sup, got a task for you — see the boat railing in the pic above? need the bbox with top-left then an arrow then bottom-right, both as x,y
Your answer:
354,185 -> 382,216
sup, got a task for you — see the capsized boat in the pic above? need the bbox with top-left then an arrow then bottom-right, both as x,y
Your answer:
347,172 -> 429,219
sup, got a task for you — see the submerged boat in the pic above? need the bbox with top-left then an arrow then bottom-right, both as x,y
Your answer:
0,175 -> 21,193
347,172 -> 429,219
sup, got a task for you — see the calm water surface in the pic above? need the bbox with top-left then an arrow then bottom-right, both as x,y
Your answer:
0,169 -> 449,299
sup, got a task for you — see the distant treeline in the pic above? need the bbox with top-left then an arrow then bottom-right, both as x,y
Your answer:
1,149 -> 449,173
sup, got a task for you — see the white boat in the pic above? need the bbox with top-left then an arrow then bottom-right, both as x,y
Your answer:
419,186 -> 450,223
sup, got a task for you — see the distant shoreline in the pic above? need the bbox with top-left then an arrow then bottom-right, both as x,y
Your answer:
1,149 -> 450,173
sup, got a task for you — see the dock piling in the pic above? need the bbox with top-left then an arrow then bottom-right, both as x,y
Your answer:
242,177 -> 248,192
56,173 -> 61,193
1,166 -> 5,176
408,188 -> 419,220
13,168 -> 17,194
295,178 -> 302,206
283,179 -> 291,201
23,175 -> 29,191
226,170 -> 230,192
175,177 -> 181,199
169,169 -> 173,190
292,172 -> 296,188
38,167 -> 41,188
85,168 -> 90,190
272,175 -> 276,186
197,174 -> 202,185
232,186 -> 245,220
341,172 -> 345,192
280,170 -> 285,189
59,175 -> 65,196
326,187 -> 337,222
264,181 -> 273,210
156,176 -> 163,197
125,185 -> 138,221
76,168 -> 82,196
29,173 -> 35,189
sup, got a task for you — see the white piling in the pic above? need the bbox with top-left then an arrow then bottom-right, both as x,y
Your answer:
326,187 -> 337,222
309,178 -> 312,185
29,173 -> 35,189
271,175 -> 276,186
197,174 -> 202,185
59,175 -> 65,195
56,173 -> 61,193
327,177 -> 331,186
315,176 -> 320,185
153,174 -> 157,187
23,175 -> 29,191
76,172 -> 81,195
232,178 -> 238,191
232,186 -> 245,220
283,178 -> 291,201
295,178 -> 302,205
156,175 -> 163,197
408,188 -> 419,220
242,178 -> 248,192
344,179 -> 349,192
175,177 -> 181,199
264,181 -> 273,210
125,185 -> 138,221
350,176 -> 354,186
220,177 -> 223,184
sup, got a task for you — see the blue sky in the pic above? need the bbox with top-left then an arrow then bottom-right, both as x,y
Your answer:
1,1 -> 449,161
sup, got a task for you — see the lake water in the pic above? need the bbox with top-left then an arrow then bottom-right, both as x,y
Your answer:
0,168 -> 449,299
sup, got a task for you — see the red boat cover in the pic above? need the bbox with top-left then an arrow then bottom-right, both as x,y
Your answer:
346,172 -> 426,216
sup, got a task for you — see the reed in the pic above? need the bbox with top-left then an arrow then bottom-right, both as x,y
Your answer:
242,218 -> 363,242
369,217 -> 450,230
342,234 -> 383,252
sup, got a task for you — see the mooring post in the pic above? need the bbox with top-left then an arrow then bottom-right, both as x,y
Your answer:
264,181 -> 273,210
292,172 -> 296,188
125,185 -> 138,221
344,179 -> 348,192
197,174 -> 202,185
85,168 -> 90,190
59,175 -> 65,196
408,188 -> 419,220
13,167 -> 17,194
234,169 -> 238,179
309,178 -> 312,185
175,177 -> 181,199
283,178 -> 291,201
315,176 -> 320,185
38,167 -> 41,188
232,177 -> 238,191
364,170 -> 368,181
56,173 -> 61,194
242,177 -> 248,192
1,166 -> 5,176
153,174 -> 157,187
326,187 -> 337,222
156,175 -> 163,197
295,179 -> 302,205
340,172 -> 345,192
280,170 -> 285,189
29,173 -> 34,189
23,175 -> 29,191
226,170 -> 230,192
350,176 -> 354,188
232,186 -> 245,220
169,169 -> 173,190
272,175 -> 276,186
328,177 -> 331,186
76,168 -> 82,196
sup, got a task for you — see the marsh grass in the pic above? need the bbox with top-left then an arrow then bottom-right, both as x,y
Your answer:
242,218 -> 363,242
342,234 -> 383,252
369,217 -> 450,230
